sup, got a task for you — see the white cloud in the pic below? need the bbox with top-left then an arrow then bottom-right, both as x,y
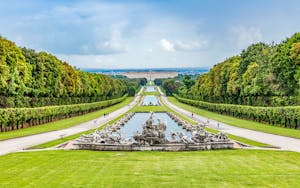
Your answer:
160,38 -> 175,51
6,1 -> 141,55
95,26 -> 128,54
160,38 -> 207,52
57,54 -> 118,69
230,26 -> 262,48
174,40 -> 207,51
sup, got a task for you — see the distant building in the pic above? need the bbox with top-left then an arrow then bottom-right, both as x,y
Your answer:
122,71 -> 178,81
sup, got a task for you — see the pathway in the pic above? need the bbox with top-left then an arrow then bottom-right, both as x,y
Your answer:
0,91 -> 142,156
158,87 -> 300,152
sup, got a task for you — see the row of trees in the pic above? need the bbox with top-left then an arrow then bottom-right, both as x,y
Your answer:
155,75 -> 197,96
0,95 -> 127,132
175,95 -> 300,129
0,36 -> 130,107
110,75 -> 146,97
179,33 -> 300,106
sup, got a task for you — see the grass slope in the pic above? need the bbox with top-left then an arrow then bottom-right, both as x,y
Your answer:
30,113 -> 127,149
168,97 -> 300,139
1,150 -> 300,187
0,97 -> 134,141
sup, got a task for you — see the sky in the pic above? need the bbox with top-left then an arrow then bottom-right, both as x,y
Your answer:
0,0 -> 300,69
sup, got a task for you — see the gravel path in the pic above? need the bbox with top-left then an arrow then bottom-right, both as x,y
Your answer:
158,87 -> 300,152
0,93 -> 141,156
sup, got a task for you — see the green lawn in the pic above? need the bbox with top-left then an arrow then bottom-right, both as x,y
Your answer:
133,94 -> 166,112
141,91 -> 160,96
168,97 -> 300,139
205,127 -> 273,147
1,149 -> 299,187
0,97 -> 134,141
30,113 -> 127,149
132,105 -> 167,112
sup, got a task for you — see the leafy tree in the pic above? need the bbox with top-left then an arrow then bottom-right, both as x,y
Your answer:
179,33 -> 300,106
0,36 -> 132,107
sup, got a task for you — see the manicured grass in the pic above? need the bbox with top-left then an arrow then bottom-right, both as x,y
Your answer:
168,97 -> 300,139
141,91 -> 160,95
132,105 -> 167,112
1,149 -> 300,187
205,127 -> 273,147
228,134 -> 273,147
29,113 -> 127,149
142,88 -> 160,95
0,97 -> 134,141
29,131 -> 94,149
157,86 -> 166,95
163,105 -> 196,125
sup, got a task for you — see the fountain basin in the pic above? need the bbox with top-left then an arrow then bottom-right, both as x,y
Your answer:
145,86 -> 156,92
142,95 -> 160,106
75,142 -> 233,151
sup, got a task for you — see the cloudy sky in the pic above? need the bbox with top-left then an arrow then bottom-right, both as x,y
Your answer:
0,0 -> 300,69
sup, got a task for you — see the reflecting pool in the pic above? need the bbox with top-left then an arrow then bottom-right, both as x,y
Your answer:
145,86 -> 156,92
142,95 -> 159,105
120,112 -> 192,140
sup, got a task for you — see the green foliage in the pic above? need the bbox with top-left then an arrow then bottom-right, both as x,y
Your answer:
154,78 -> 163,86
0,97 -> 133,140
168,96 -> 300,138
162,79 -> 183,96
139,78 -> 147,86
175,95 -> 300,129
182,75 -> 195,89
0,95 -> 127,131
0,37 -> 129,107
181,33 -> 300,106
155,74 -> 199,97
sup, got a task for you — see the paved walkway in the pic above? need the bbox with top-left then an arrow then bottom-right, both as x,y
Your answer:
158,87 -> 300,152
0,92 -> 142,156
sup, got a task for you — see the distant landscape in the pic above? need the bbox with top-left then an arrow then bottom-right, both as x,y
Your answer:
82,67 -> 209,75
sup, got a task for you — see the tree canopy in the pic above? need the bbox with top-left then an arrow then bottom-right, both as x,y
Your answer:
0,36 -> 130,107
179,33 -> 300,106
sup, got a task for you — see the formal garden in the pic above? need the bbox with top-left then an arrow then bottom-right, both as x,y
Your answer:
1,6 -> 300,186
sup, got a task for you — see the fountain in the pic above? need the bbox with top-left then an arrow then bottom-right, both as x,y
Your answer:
74,112 -> 233,151
133,112 -> 167,146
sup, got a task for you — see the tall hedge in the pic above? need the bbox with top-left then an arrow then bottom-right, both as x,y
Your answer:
0,94 -> 127,132
175,95 -> 300,129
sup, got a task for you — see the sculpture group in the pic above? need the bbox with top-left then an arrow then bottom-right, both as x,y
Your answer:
133,112 -> 167,145
75,112 -> 233,151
